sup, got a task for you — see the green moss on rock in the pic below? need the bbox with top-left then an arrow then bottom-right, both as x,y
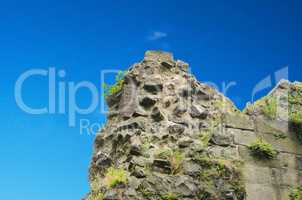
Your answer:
261,97 -> 277,120
102,70 -> 127,97
193,155 -> 246,200
249,138 -> 277,159
154,148 -> 184,175
86,191 -> 104,200
289,186 -> 302,200
160,192 -> 179,200
104,167 -> 128,188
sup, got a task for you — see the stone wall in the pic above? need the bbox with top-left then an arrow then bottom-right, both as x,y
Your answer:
85,51 -> 302,200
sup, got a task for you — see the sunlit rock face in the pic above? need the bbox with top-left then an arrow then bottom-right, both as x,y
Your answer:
85,51 -> 302,200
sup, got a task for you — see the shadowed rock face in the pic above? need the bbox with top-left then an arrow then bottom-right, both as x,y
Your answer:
85,51 -> 302,200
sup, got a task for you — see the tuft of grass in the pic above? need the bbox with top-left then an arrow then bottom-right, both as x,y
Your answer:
154,148 -> 184,174
139,187 -> 155,198
290,112 -> 302,125
289,187 -> 302,200
273,133 -> 287,140
102,70 -> 127,97
90,176 -> 101,192
104,167 -> 127,188
199,130 -> 212,147
288,94 -> 301,104
170,151 -> 184,175
249,139 -> 277,159
261,97 -> 277,119
86,191 -> 104,200
193,156 -> 246,199
160,192 -> 178,200
155,148 -> 173,160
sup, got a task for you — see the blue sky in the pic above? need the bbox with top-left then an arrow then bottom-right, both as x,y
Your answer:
0,0 -> 301,199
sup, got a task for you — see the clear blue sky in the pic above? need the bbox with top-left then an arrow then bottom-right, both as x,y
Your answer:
0,0 -> 301,199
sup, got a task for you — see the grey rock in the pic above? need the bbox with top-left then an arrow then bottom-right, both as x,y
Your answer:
104,189 -> 119,200
152,159 -> 171,173
161,60 -> 175,69
144,50 -> 174,62
139,96 -> 157,109
174,176 -> 198,197
119,76 -> 138,118
168,124 -> 185,135
179,86 -> 194,98
106,90 -> 123,107
174,104 -> 187,117
151,107 -> 165,122
95,152 -> 112,168
224,113 -> 254,131
211,128 -> 233,146
87,51 -> 302,200
182,161 -> 202,176
129,144 -> 142,156
131,166 -> 146,178
176,60 -> 189,72
178,137 -> 193,148
143,78 -> 163,94
195,89 -> 212,101
130,156 -> 150,167
116,117 -> 146,132
189,105 -> 208,119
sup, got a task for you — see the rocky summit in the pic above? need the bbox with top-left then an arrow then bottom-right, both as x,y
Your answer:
85,51 -> 302,200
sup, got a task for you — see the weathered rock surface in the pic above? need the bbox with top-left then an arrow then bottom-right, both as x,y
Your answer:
85,51 -> 302,200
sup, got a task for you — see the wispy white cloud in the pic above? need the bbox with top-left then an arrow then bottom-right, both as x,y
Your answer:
147,31 -> 167,41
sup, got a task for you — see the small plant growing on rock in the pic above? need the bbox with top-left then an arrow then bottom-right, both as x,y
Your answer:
104,167 -> 127,188
102,70 -> 126,97
200,129 -> 212,147
138,185 -> 155,198
261,97 -> 277,119
249,139 -> 277,159
273,132 -> 287,140
87,176 -> 104,200
290,112 -> 302,125
170,151 -> 184,175
160,192 -> 178,200
86,191 -> 104,200
155,148 -> 173,160
193,155 -> 246,199
155,148 -> 184,174
289,186 -> 302,200
290,112 -> 302,143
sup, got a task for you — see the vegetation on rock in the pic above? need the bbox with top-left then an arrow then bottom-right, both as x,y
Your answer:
102,70 -> 126,97
155,148 -> 184,174
104,167 -> 127,188
199,129 -> 213,147
160,192 -> 179,200
87,52 -> 302,200
261,97 -> 277,119
86,191 -> 104,200
273,132 -> 287,140
249,138 -> 277,159
289,186 -> 302,200
290,111 -> 302,128
193,155 -> 246,199
87,176 -> 104,200
287,84 -> 302,143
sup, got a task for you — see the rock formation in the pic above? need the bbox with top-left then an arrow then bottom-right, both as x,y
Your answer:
85,51 -> 302,200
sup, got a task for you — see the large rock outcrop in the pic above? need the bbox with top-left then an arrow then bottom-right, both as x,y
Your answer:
85,51 -> 302,200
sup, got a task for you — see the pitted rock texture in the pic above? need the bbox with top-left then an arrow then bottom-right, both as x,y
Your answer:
85,51 -> 302,200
